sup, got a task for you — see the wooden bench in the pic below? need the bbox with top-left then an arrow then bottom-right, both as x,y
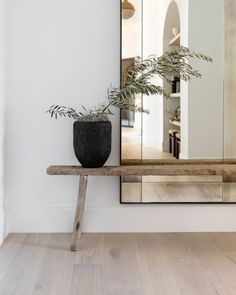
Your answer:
47,163 -> 236,251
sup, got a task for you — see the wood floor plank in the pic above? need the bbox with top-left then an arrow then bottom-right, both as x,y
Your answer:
107,289 -> 145,295
137,233 -> 182,295
202,233 -> 236,295
102,233 -> 144,293
0,234 -> 26,283
32,233 -> 75,295
0,234 -> 51,295
160,233 -> 230,295
209,232 -> 236,252
74,233 -> 145,294
184,233 -> 231,295
75,233 -> 105,265
69,265 -> 105,295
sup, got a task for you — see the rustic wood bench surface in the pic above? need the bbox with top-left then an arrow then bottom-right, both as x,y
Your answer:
47,164 -> 236,177
47,163 -> 236,251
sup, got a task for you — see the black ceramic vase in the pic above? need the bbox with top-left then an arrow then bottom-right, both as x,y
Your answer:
73,120 -> 112,168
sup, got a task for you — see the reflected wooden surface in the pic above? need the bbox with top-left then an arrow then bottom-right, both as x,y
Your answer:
122,183 -> 142,203
122,159 -> 236,165
142,183 -> 222,203
223,183 -> 236,202
122,182 -> 223,203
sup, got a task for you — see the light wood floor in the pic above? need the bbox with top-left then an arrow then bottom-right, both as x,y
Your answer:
1,233 -> 236,294
122,127 -> 174,160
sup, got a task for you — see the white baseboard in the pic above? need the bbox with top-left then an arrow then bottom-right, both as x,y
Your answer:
6,205 -> 236,233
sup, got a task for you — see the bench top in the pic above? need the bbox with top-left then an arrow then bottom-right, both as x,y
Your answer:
47,163 -> 236,176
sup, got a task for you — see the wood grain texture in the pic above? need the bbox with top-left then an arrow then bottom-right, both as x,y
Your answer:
0,234 -> 26,284
223,183 -> 236,202
122,183 -> 142,203
142,182 -> 222,203
0,234 -> 51,295
71,176 -> 88,252
33,234 -> 75,295
47,163 -> 236,176
2,233 -> 236,294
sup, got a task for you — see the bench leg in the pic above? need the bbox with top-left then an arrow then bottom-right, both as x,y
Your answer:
71,175 -> 88,251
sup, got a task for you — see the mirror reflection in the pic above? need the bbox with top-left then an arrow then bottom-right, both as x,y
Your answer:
121,0 -> 236,203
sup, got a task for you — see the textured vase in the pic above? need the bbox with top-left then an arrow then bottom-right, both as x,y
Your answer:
73,121 -> 112,168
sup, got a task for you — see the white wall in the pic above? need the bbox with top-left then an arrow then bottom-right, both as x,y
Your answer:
162,1 -> 181,152
0,0 -> 6,244
6,0 -> 121,232
142,0 -> 189,152
5,0 -> 236,234
142,0 -> 164,150
122,0 -> 142,138
187,0 -> 224,159
122,0 -> 142,58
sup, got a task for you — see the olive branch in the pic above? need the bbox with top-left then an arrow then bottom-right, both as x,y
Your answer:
47,46 -> 212,121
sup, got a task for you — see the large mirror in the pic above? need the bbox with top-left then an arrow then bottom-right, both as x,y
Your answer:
121,0 -> 236,203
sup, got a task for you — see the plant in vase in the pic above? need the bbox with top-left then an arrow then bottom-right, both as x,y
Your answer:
47,46 -> 212,168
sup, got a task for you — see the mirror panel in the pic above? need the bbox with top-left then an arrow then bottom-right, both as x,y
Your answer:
223,0 -> 236,203
121,0 -> 143,202
121,0 -> 142,166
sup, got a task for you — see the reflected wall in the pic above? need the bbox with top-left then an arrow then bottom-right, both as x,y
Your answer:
223,0 -> 236,202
